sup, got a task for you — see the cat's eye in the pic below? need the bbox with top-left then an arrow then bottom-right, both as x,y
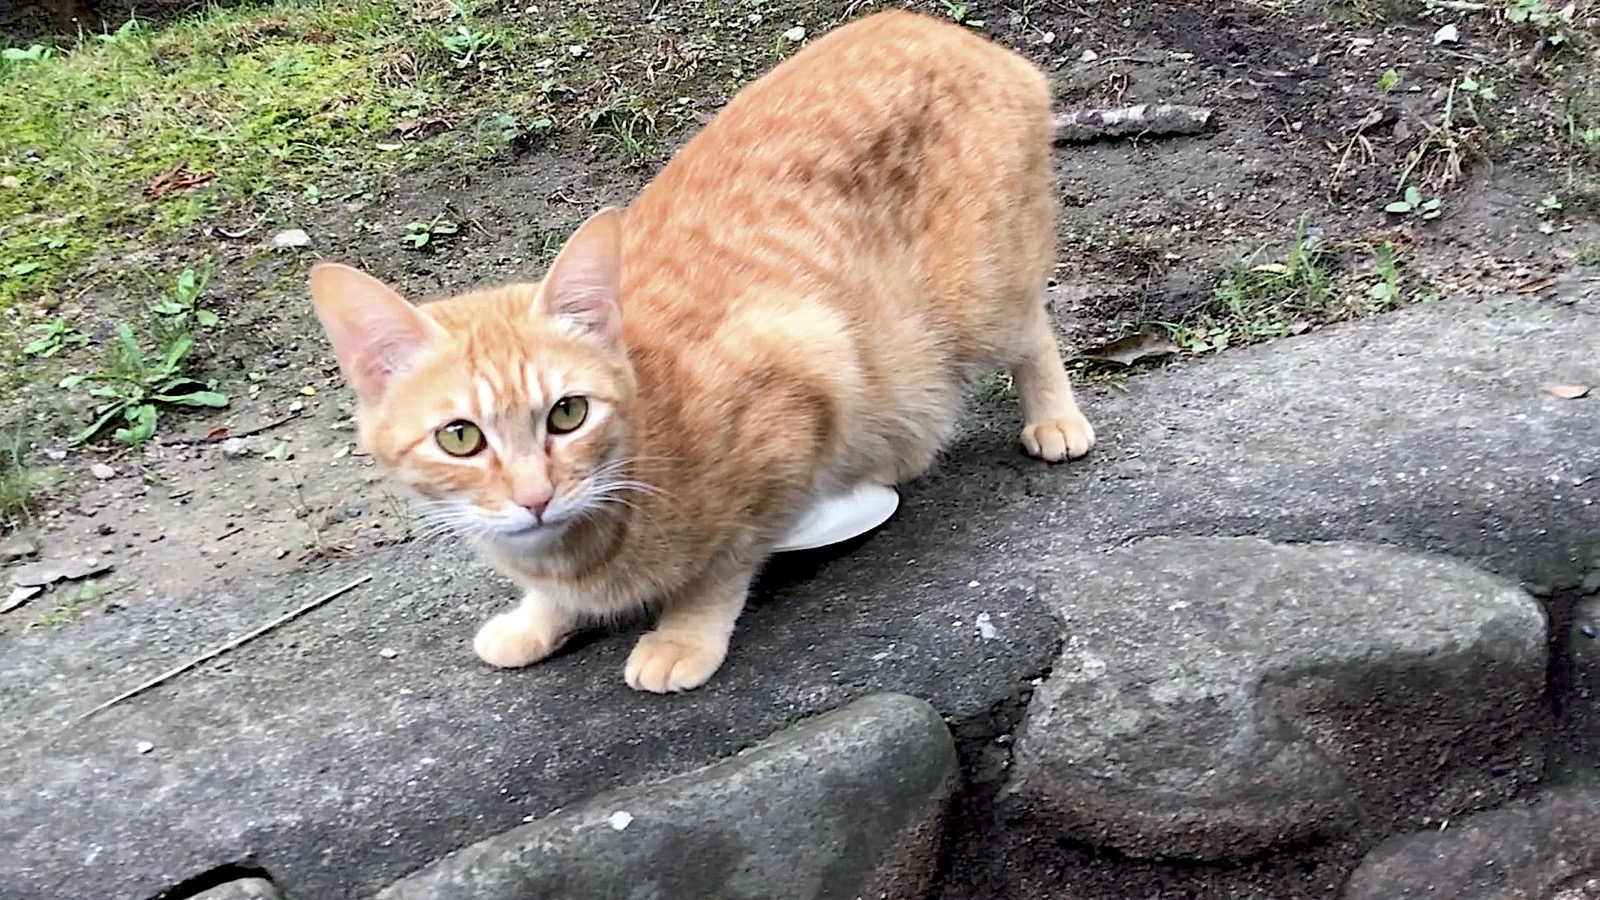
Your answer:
547,396 -> 589,435
435,419 -> 487,457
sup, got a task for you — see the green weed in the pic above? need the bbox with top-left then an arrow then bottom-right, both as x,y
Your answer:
1157,226 -> 1414,354
62,325 -> 229,446
0,429 -> 45,529
1385,184 -> 1443,220
22,316 -> 88,358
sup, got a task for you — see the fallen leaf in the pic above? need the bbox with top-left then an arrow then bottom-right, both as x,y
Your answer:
143,160 -> 216,199
263,441 -> 291,461
1081,330 -> 1182,366
205,426 -> 230,440
90,462 -> 116,480
1,584 -> 44,614
11,556 -> 112,588
1544,382 -> 1591,399
1432,23 -> 1459,44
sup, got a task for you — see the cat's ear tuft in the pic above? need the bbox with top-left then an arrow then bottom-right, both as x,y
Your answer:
540,207 -> 623,342
308,263 -> 444,404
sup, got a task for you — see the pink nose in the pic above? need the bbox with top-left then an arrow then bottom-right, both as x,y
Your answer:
514,488 -> 552,518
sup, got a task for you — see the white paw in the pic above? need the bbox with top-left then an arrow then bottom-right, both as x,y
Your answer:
473,609 -> 568,669
623,631 -> 728,693
1022,411 -> 1095,462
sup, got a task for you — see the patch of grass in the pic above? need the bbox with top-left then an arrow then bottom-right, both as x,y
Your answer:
1577,243 -> 1600,265
1157,226 -> 1416,354
0,0 -> 864,332
32,579 -> 119,627
0,429 -> 46,530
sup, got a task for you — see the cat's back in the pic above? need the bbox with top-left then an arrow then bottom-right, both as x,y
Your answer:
620,10 -> 1054,325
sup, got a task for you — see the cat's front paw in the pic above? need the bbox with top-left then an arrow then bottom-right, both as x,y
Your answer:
624,631 -> 728,693
1022,412 -> 1096,462
473,607 -> 570,668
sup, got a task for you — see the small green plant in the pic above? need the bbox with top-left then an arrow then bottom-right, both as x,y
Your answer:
22,317 -> 89,358
402,216 -> 460,249
1,44 -> 53,64
1367,242 -> 1403,304
1458,75 -> 1497,101
1377,68 -> 1400,92
1506,0 -> 1572,45
1537,193 -> 1563,234
1577,244 -> 1600,265
1161,225 -> 1333,354
940,0 -> 984,26
149,258 -> 219,328
1385,185 -> 1443,220
62,325 -> 229,446
0,430 -> 44,529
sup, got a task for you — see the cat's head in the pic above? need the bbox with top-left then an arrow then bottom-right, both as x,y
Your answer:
308,208 -> 638,549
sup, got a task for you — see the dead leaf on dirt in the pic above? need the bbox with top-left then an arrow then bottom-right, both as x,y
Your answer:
143,160 -> 216,199
1,585 -> 44,614
1081,330 -> 1182,367
1513,275 -> 1559,294
11,556 -> 112,588
392,116 -> 452,139
205,426 -> 230,440
263,441 -> 292,461
1543,382 -> 1591,399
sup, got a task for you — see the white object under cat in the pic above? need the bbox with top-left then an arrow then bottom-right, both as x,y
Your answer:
773,484 -> 901,553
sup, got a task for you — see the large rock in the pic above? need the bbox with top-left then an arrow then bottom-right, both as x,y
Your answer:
2,291 -> 1594,900
1342,787 -> 1600,899
1003,537 -> 1548,861
376,693 -> 957,900
1562,588 -> 1600,764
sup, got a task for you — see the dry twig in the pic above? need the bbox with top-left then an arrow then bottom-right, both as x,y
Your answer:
76,574 -> 373,722
1053,104 -> 1214,143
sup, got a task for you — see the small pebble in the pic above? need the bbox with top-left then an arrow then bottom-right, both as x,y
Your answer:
1581,623 -> 1597,639
90,463 -> 116,480
378,648 -> 398,659
782,25 -> 805,41
345,506 -> 363,519
608,811 -> 633,831
135,741 -> 154,754
96,523 -> 115,536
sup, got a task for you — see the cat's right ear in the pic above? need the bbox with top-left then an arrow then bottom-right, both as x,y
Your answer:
308,263 -> 444,404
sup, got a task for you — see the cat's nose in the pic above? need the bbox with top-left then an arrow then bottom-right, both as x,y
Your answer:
513,487 -> 553,519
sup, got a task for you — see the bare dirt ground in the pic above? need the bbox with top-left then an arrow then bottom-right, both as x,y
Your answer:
2,0 -> 1596,630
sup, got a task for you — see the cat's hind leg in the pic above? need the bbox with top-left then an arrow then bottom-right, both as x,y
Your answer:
1011,303 -> 1095,462
625,556 -> 754,693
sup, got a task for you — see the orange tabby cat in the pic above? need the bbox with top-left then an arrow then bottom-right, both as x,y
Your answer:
307,10 -> 1094,693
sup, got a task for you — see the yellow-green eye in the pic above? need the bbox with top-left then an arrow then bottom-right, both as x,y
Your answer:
547,396 -> 589,435
435,419 -> 487,457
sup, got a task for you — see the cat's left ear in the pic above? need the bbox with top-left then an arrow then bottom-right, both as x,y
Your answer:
540,207 -> 623,343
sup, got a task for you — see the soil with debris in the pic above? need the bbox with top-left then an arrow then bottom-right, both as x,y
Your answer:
2,0 -> 1595,637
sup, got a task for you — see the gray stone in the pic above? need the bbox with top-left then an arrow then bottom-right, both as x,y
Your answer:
1343,788 -> 1600,899
1004,537 -> 1548,861
376,693 -> 956,900
1,292 -> 1594,899
191,879 -> 283,900
1565,593 -> 1600,763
